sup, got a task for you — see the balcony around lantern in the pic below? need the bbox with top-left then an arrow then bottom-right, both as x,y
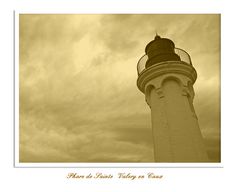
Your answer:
137,48 -> 192,75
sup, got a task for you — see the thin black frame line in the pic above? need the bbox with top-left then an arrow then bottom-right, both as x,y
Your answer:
14,12 -> 222,168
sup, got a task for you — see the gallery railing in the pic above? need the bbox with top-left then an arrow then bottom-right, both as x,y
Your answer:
137,48 -> 192,75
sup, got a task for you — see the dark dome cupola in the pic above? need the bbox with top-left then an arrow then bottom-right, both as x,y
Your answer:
145,35 -> 181,68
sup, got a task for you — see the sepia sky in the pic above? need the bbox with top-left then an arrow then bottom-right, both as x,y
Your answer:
19,14 -> 220,162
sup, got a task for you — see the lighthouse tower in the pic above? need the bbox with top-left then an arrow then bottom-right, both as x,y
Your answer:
137,35 -> 208,162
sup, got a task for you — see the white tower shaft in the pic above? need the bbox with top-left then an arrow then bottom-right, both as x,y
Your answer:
137,61 -> 208,162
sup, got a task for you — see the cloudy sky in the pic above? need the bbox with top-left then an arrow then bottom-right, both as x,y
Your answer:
19,14 -> 220,162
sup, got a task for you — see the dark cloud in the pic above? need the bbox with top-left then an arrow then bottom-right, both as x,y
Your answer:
204,137 -> 221,162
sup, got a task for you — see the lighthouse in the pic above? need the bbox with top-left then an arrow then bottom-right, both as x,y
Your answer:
137,35 -> 208,162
